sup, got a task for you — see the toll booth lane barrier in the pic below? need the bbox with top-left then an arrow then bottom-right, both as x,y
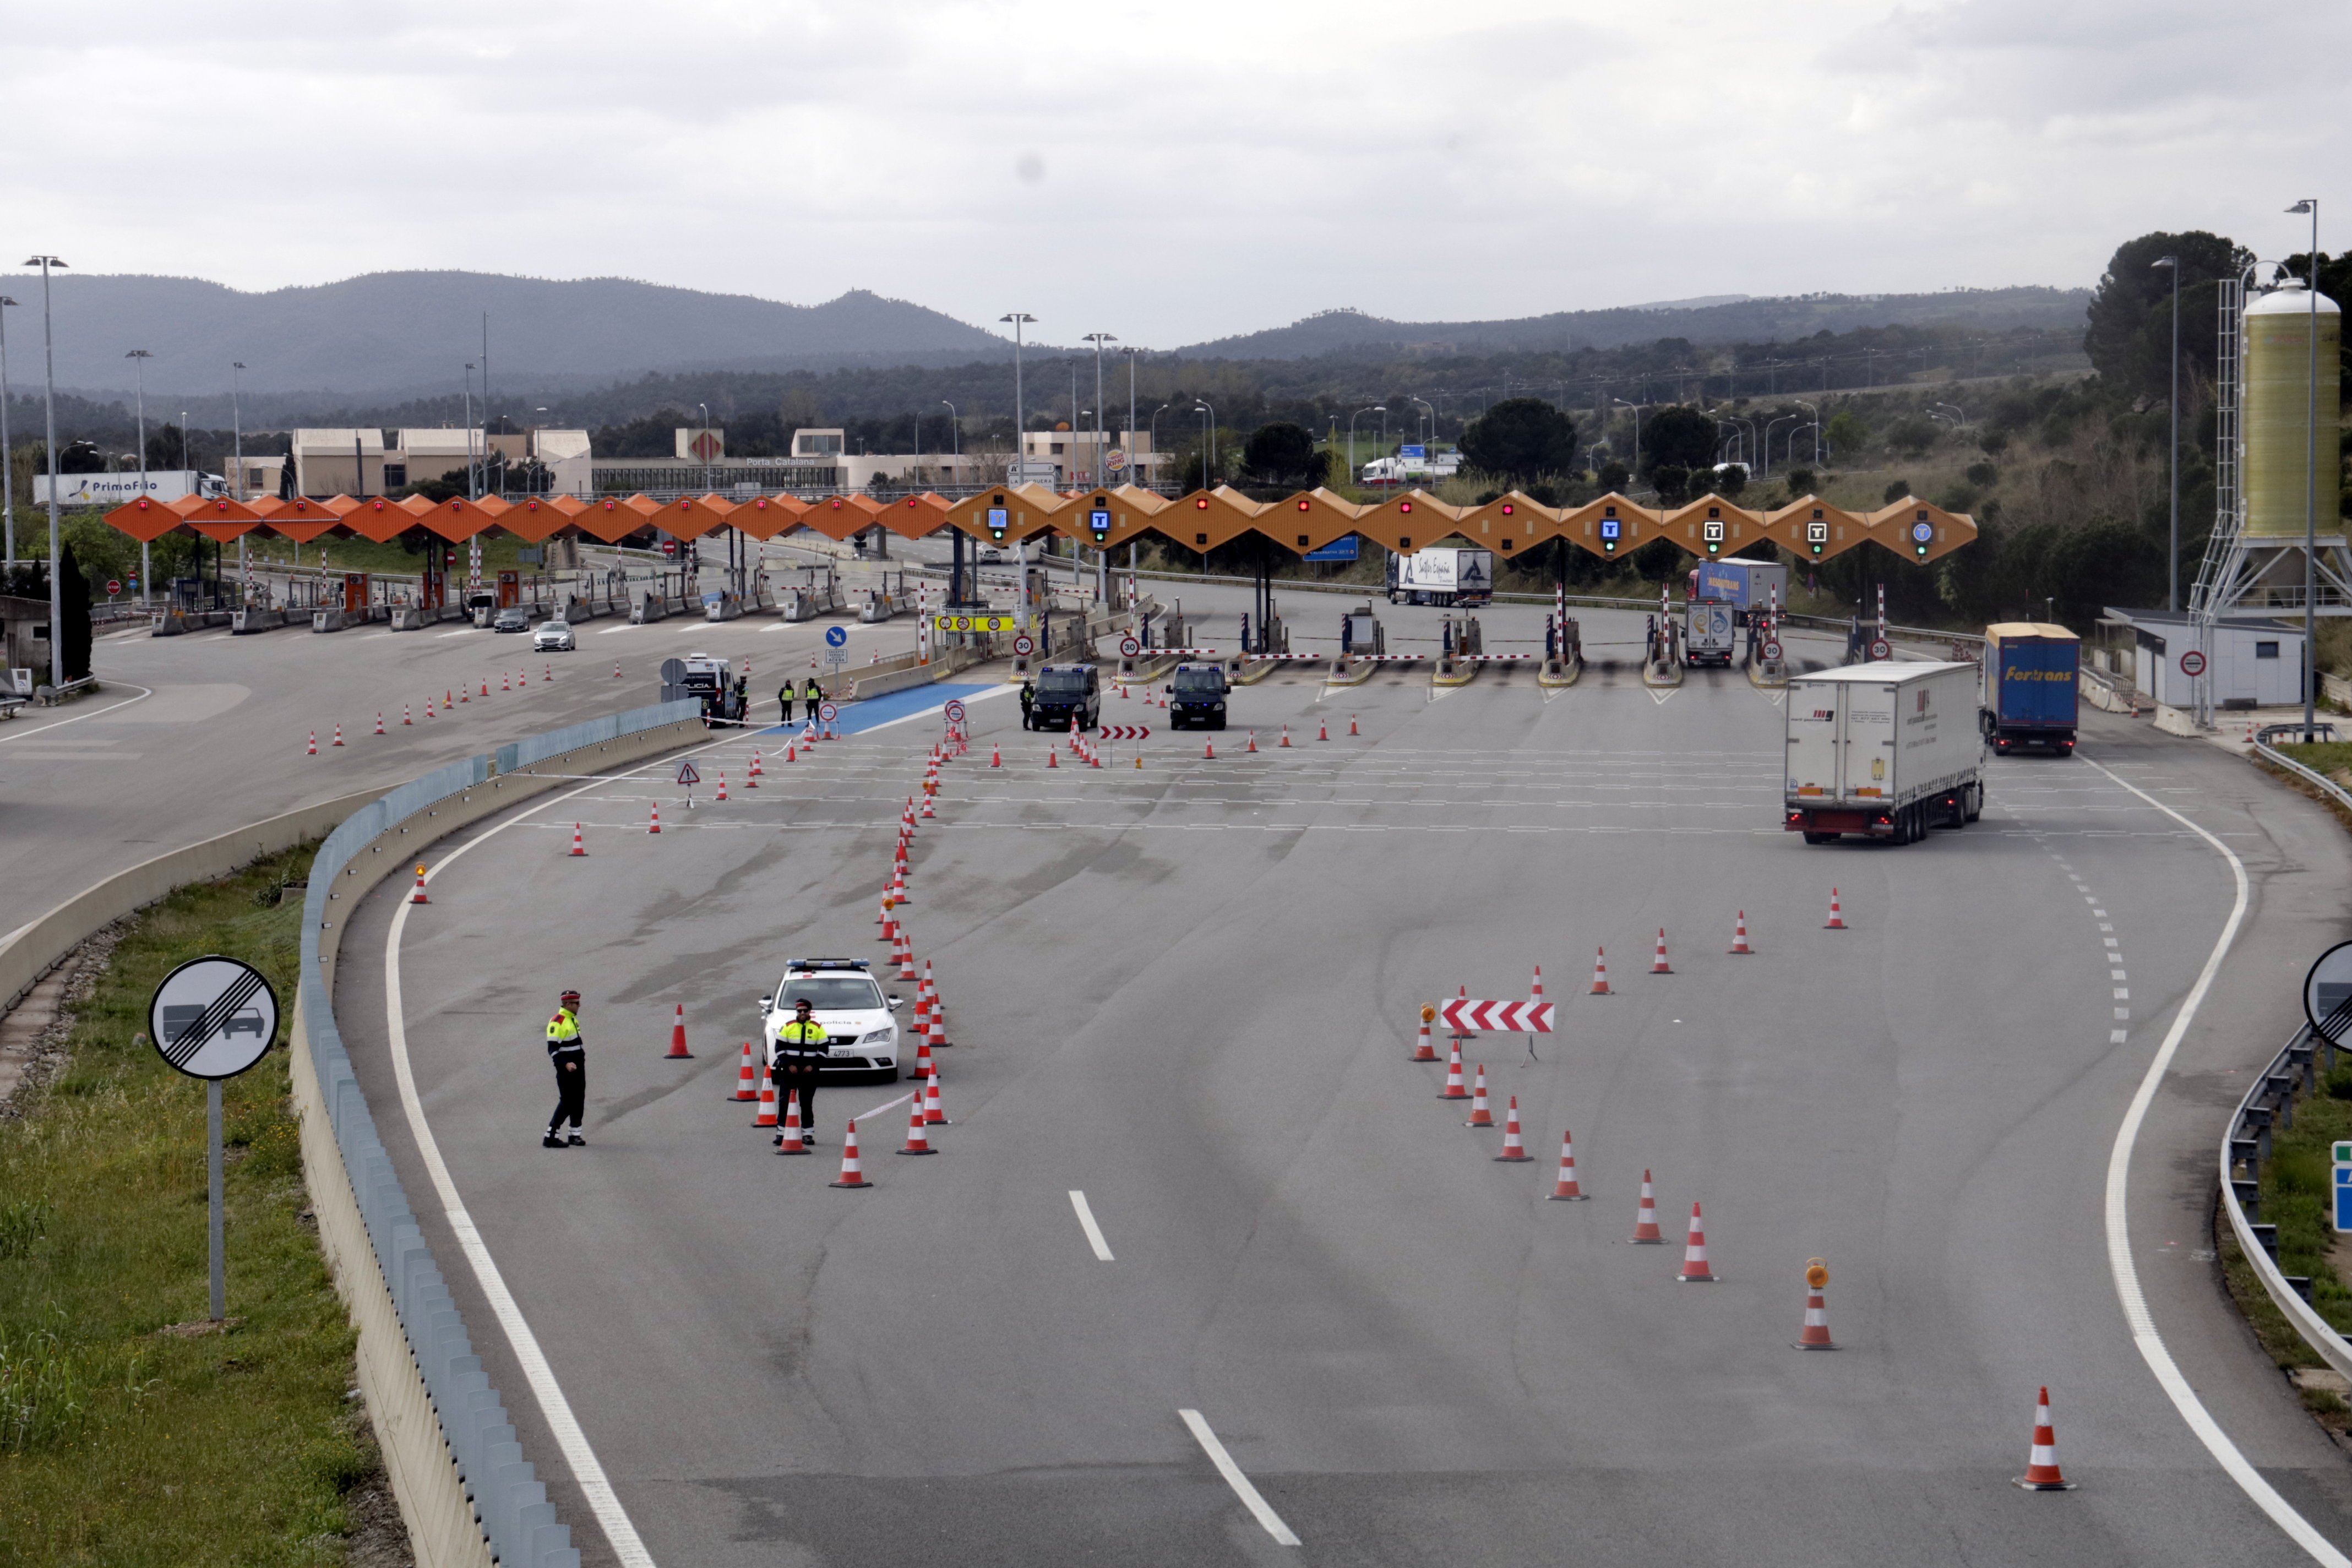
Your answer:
296,698 -> 706,1568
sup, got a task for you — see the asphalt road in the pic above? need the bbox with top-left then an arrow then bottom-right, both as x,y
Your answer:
328,647 -> 2352,1567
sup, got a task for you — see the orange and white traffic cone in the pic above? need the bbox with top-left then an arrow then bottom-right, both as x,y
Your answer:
991,745 -> 1001,767
374,712 -> 385,735
731,1040 -> 758,1101
1279,724 -> 1291,747
332,723 -> 344,747
920,793 -> 935,818
481,678 -> 490,696
459,685 -> 469,704
911,986 -> 932,1044
1531,965 -> 1545,1011
924,1064 -> 948,1125
614,661 -> 623,679
1464,1066 -> 1494,1127
1678,1201 -> 1716,1281
1794,1260 -> 1837,1349
910,1038 -> 934,1087
307,730 -> 318,755
894,928 -> 917,981
569,823 -> 586,857
425,698 -> 435,719
409,865 -> 429,903
1204,739 -> 1214,759
716,772 -> 728,802
1631,1170 -> 1664,1242
786,743 -> 797,763
753,1075 -> 779,1128
1590,947 -> 1611,994
897,1095 -> 935,1156
923,961 -> 950,1046
502,672 -> 511,692
544,663 -> 552,683
1730,910 -> 1752,954
2015,1387 -> 2075,1490
649,802 -> 661,834
1651,928 -> 1672,974
1493,1096 -> 1531,1161
1246,729 -> 1257,753
445,688 -> 455,706
1047,748 -> 1059,768
665,1003 -> 692,1059
1411,1013 -> 1438,1062
1548,1130 -> 1587,1200
404,703 -> 413,726
1317,719 -> 1329,741
747,752 -> 761,787
1349,714 -> 1359,736
775,1095 -> 808,1155
829,1120 -> 872,1188
1826,888 -> 1845,929
1438,1039 -> 1469,1100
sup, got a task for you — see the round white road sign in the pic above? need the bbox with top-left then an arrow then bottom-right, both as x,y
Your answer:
149,955 -> 279,1080
943,699 -> 967,723
818,701 -> 839,723
1013,634 -> 1036,657
1119,636 -> 1141,657
1761,639 -> 1783,662
2306,941 -> 2352,1042
1868,638 -> 1892,661
2179,649 -> 2208,678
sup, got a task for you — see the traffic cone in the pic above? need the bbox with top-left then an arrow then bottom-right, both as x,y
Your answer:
1678,1201 -> 1716,1281
1438,1039 -> 1469,1099
1317,720 -> 1329,741
1493,1096 -> 1531,1161
731,1040 -> 757,1101
1349,714 -> 1359,736
458,684 -> 469,704
2015,1388 -> 2075,1490
1826,888 -> 1845,929
545,663 -> 552,682
879,897 -> 897,943
481,678 -> 489,696
1280,724 -> 1291,747
332,723 -> 344,747
829,1121 -> 872,1188
921,793 -> 935,818
716,772 -> 728,802
1119,682 -> 1128,699
307,730 -> 318,755
665,1003 -> 692,1059
786,743 -> 797,763
404,703 -> 413,726
649,802 -> 661,834
924,1063 -> 948,1125
1651,928 -> 1672,974
748,752 -> 761,785
911,1038 -> 934,1089
927,994 -> 948,1050
614,662 -> 623,678
375,711 -> 385,735
1047,748 -> 1059,768
1730,911 -> 1752,955
569,823 -> 586,857
1531,965 -> 1545,1011
1090,748 -> 1102,769
1411,1014 -> 1437,1062
425,698 -> 434,719
409,865 -> 428,903
1590,948 -> 1611,994
1246,729 -> 1257,753
1794,1260 -> 1837,1349
753,1076 -> 779,1128
1548,1131 -> 1587,1200
445,688 -> 455,707
1464,1066 -> 1494,1126
1631,1170 -> 1663,1242
1204,739 -> 1215,759
775,1095 -> 808,1155
897,1096 -> 935,1155
894,928 -> 917,981
991,745 -> 1001,767
503,672 -> 511,692
518,669 -> 527,687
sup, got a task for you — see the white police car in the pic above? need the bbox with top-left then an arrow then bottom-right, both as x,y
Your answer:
758,959 -> 903,1081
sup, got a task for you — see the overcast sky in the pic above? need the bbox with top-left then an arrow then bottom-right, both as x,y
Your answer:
2,0 -> 2342,347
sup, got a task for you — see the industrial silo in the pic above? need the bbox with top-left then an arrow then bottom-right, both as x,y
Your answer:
2242,277 -> 2342,537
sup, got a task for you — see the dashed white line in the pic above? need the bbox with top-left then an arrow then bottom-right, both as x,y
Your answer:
1068,1190 -> 1114,1260
1178,1409 -> 1299,1547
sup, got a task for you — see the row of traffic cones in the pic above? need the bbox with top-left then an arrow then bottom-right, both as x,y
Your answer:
308,668 -> 559,752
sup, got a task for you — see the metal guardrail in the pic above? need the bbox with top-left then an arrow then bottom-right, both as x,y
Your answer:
300,698 -> 698,1568
2219,1022 -> 2352,1381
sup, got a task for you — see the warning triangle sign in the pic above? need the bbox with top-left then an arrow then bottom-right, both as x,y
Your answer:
676,760 -> 702,786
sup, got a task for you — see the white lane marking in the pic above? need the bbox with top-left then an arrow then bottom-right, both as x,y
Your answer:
1178,1409 -> 1299,1547
0,682 -> 154,743
597,625 -> 635,634
2081,753 -> 2348,1567
435,628 -> 474,638
1647,687 -> 1677,705
1068,1190 -> 1114,1260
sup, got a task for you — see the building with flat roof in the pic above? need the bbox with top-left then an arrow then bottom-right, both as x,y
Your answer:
2101,606 -> 2309,710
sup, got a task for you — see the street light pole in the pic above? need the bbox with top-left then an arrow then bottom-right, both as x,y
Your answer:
25,255 -> 66,688
230,362 -> 248,600
2289,199 -> 2321,736
1083,332 -> 1116,488
1611,398 -> 1641,487
999,313 -> 1035,479
128,350 -> 153,607
1194,401 -> 1215,490
1,295 -> 16,573
1348,405 -> 1384,483
2153,255 -> 2181,611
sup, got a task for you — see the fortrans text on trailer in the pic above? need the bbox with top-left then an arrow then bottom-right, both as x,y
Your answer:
1979,623 -> 2079,754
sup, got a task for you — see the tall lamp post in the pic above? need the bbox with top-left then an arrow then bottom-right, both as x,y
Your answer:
1348,405 -> 1384,484
999,313 -> 1035,477
128,350 -> 153,607
1611,398 -> 1641,487
2152,255 -> 2181,611
462,363 -> 476,500
0,294 -> 16,573
1193,401 -> 1216,491
25,256 -> 66,688
1083,332 -> 1116,489
2288,199 -> 2322,736
230,362 -> 248,602
1408,396 -> 1434,472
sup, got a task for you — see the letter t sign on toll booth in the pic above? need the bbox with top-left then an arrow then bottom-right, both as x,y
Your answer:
2335,1143 -> 2352,1232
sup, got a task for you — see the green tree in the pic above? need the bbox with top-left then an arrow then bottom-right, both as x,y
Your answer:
2084,230 -> 2247,404
1639,405 -> 1714,475
1823,409 -> 1870,461
1460,396 -> 1578,482
1239,421 -> 1322,489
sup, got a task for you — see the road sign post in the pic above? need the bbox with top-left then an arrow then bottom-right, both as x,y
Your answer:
2337,1141 -> 2352,1234
149,955 -> 280,1320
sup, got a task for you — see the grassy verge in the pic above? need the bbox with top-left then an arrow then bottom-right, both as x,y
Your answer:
0,845 -> 390,1567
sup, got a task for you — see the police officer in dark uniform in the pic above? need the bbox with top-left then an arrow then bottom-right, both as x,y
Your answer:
769,997 -> 829,1144
544,989 -> 586,1148
778,682 -> 794,725
1019,678 -> 1036,729
803,674 -> 822,716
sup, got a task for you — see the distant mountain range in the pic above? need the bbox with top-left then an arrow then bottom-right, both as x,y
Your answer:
9,269 -> 2090,406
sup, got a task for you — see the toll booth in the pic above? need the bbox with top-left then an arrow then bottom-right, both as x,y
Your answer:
341,573 -> 369,614
421,560 -> 447,611
497,570 -> 521,609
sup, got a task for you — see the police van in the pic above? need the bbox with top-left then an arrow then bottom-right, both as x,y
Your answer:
756,959 -> 905,1081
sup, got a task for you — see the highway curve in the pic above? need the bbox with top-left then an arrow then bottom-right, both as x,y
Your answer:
327,615 -> 2352,1566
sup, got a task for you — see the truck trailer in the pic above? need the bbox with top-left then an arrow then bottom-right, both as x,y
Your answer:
1784,662 -> 1984,844
1684,599 -> 1736,667
1689,557 -> 1789,622
1979,623 -> 2079,755
1386,547 -> 1494,607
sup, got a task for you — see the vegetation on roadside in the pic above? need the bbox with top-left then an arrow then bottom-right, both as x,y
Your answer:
0,845 -> 389,1567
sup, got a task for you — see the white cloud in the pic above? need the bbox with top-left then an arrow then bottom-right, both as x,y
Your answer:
2,0 -> 2343,345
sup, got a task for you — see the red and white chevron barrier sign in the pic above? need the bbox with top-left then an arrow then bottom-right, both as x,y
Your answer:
1098,725 -> 1152,741
1441,999 -> 1555,1033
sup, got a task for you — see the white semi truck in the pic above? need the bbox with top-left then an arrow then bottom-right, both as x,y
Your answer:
1783,662 -> 1984,845
1385,547 -> 1494,607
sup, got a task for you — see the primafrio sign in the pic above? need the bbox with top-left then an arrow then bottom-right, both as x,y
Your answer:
36,470 -> 213,505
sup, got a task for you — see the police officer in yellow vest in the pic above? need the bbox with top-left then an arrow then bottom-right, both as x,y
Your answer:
769,997 -> 828,1145
543,989 -> 586,1148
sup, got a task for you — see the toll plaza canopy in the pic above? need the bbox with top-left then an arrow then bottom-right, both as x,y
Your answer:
105,484 -> 1973,565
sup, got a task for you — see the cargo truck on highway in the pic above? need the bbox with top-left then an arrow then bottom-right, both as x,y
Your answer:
1385,547 -> 1493,607
1783,662 -> 1984,844
1979,622 -> 2079,755
1687,558 -> 1789,624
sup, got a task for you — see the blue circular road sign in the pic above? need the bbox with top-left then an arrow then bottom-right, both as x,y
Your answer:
825,626 -> 848,647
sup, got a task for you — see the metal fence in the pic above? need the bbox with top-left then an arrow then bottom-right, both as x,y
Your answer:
300,700 -> 695,1567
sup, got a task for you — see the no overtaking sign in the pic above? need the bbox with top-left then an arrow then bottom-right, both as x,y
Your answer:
150,955 -> 279,1080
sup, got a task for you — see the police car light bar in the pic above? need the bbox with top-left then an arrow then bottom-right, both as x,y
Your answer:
784,959 -> 872,971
